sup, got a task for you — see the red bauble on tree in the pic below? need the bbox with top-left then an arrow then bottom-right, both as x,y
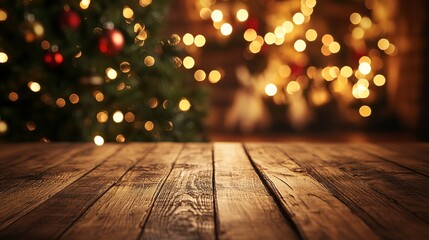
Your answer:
98,28 -> 125,56
44,51 -> 63,68
59,7 -> 81,30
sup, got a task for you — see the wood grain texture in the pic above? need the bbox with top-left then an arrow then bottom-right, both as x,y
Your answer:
214,143 -> 298,240
61,143 -> 182,240
245,143 -> 377,240
278,143 -> 429,240
142,143 -> 215,240
362,143 -> 429,177
0,144 -> 121,231
0,143 -> 153,239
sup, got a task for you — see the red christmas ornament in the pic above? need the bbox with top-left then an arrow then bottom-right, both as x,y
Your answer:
44,51 -> 64,68
98,29 -> 125,56
59,8 -> 81,29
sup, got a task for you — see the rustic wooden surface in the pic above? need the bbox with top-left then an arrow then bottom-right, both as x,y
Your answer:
0,143 -> 428,239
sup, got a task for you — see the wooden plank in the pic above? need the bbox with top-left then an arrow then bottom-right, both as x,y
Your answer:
245,143 -> 377,240
61,143 -> 182,240
0,143 -> 154,239
362,144 -> 429,177
0,143 -> 122,230
214,143 -> 298,239
0,143 -> 90,182
278,143 -> 429,239
142,143 -> 215,240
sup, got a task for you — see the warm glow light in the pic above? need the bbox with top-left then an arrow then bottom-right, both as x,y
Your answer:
208,70 -> 221,83
329,41 -> 341,53
340,66 -> 353,78
0,121 -> 7,134
113,111 -> 124,123
123,6 -> 134,19
94,135 -> 104,146
148,97 -> 158,108
26,122 -> 36,131
139,0 -> 152,7
305,29 -> 317,41
0,9 -> 7,21
360,17 -> 372,29
352,27 -> 364,39
8,92 -> 18,101
56,98 -> 66,108
28,81 -> 41,92
211,9 -> 223,22
120,62 -> 131,73
0,52 -> 8,63
220,23 -> 233,36
200,8 -> 212,20
353,84 -> 370,99
144,56 -> 155,67
94,91 -> 104,102
69,93 -> 79,104
183,33 -> 194,46
279,65 -> 292,78
321,34 -> 333,46
385,44 -> 397,55
116,134 -> 125,143
282,21 -> 294,33
357,78 -> 369,88
359,105 -> 372,117
321,45 -> 331,56
194,69 -> 206,81
80,0 -> 90,9
179,98 -> 191,111
125,112 -> 135,122
350,13 -> 361,25
305,0 -> 317,8
194,35 -> 206,47
106,68 -> 118,79
183,56 -> 195,69
358,62 -> 371,75
377,38 -> 390,50
294,39 -> 306,52
286,81 -> 300,94
292,12 -> 305,25
236,9 -> 249,22
144,121 -> 154,131
359,56 -> 371,64
274,26 -> 286,38
244,29 -> 257,42
373,74 -> 386,86
265,83 -> 277,96
264,32 -> 276,45
97,111 -> 108,123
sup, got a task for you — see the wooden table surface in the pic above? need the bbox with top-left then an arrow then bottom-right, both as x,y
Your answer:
0,143 -> 428,239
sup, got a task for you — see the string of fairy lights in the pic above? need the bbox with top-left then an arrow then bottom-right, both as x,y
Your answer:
176,0 -> 396,125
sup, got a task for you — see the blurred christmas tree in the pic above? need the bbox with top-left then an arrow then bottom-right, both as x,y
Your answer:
0,0 -> 207,143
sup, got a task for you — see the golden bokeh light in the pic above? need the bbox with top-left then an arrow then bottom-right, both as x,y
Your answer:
359,105 -> 372,117
80,0 -> 90,10
94,135 -> 104,146
94,91 -> 104,102
329,41 -> 341,53
321,34 -> 334,46
69,93 -> 79,104
340,66 -> 353,78
200,8 -> 212,20
183,33 -> 194,46
183,56 -> 195,69
236,9 -> 249,22
352,27 -> 364,39
139,0 -> 152,7
0,9 -> 7,21
305,0 -> 317,8
144,121 -> 154,131
264,32 -> 276,45
292,12 -> 305,25
120,62 -> 131,73
194,34 -> 206,47
265,83 -> 277,96
358,62 -> 371,75
350,12 -> 361,25
373,74 -> 386,86
56,98 -> 66,108
0,121 -> 7,134
28,81 -> 41,92
220,23 -> 233,36
0,52 -> 8,63
211,9 -> 223,22
208,70 -> 221,83
106,68 -> 118,79
282,21 -> 294,33
305,29 -> 317,41
96,111 -> 108,123
113,111 -> 124,123
244,29 -> 257,42
125,112 -> 135,122
179,98 -> 191,111
286,81 -> 300,94
144,56 -> 155,67
294,39 -> 306,52
194,69 -> 206,81
122,6 -> 134,19
148,97 -> 158,108
377,38 -> 390,51
279,65 -> 292,78
360,16 -> 372,29
8,92 -> 18,102
116,134 -> 125,143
